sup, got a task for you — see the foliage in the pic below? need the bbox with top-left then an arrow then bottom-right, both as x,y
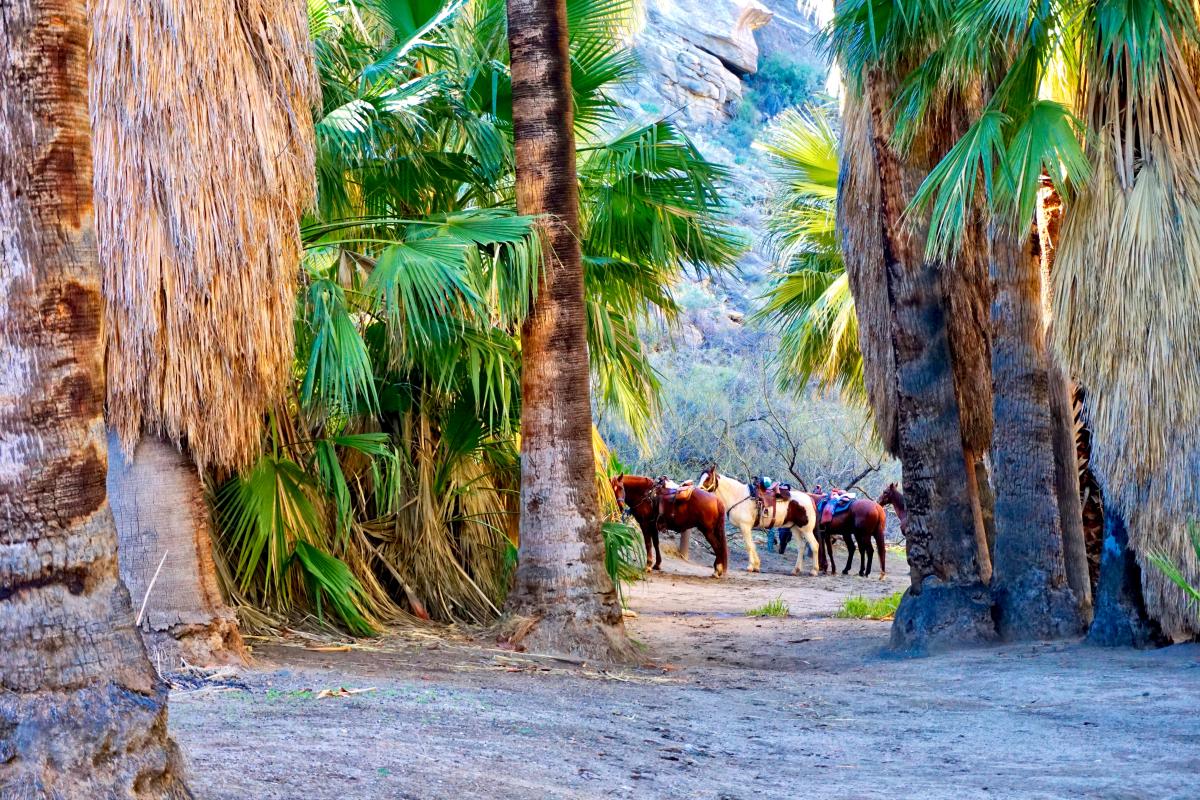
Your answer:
602,521 -> 646,607
746,54 -> 826,119
835,591 -> 903,620
724,54 -> 827,149
1147,523 -> 1200,618
752,107 -> 865,404
746,596 -> 790,617
215,0 -> 740,634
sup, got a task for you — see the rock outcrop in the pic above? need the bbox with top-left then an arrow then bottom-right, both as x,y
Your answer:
626,0 -> 774,122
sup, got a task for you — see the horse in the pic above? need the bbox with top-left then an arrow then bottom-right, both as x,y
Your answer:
652,477 -> 728,578
876,482 -> 908,539
611,475 -> 728,577
611,474 -> 668,571
749,478 -> 823,577
697,464 -> 818,575
812,489 -> 888,579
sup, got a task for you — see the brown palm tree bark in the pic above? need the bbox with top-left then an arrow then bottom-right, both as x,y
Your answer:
0,2 -> 191,795
865,75 -> 995,655
987,225 -> 1082,640
502,0 -> 631,661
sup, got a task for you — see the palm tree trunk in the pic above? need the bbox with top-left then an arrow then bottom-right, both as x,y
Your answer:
1086,503 -> 1166,648
1036,186 -> 1093,620
0,3 -> 191,794
865,75 -> 995,654
108,432 -> 245,667
987,224 -> 1082,640
502,0 -> 631,661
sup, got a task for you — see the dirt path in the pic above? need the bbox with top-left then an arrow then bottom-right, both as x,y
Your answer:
170,542 -> 1200,799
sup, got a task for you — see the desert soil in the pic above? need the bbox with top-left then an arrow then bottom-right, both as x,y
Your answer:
171,538 -> 1200,799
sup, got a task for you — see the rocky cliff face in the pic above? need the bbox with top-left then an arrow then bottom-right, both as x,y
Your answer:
624,0 -> 775,122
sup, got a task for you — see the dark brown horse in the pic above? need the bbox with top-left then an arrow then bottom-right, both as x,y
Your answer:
812,490 -> 888,579
610,475 -> 728,577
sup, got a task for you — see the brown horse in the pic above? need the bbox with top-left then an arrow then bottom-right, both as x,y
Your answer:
610,475 -> 728,577
653,477 -> 728,578
611,475 -> 663,569
812,490 -> 888,579
876,482 -> 908,539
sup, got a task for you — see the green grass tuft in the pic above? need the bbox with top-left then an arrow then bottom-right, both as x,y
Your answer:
836,591 -> 904,620
746,597 -> 790,617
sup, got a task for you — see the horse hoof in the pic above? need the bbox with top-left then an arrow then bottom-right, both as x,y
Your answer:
653,565 -> 662,572
879,573 -> 887,581
810,570 -> 818,577
791,568 -> 800,576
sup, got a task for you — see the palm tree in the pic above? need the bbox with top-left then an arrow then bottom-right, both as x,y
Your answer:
502,0 -> 632,660
0,2 -> 191,793
906,0 -> 1200,641
1053,0 -> 1200,641
91,0 -> 317,663
830,8 -> 996,653
208,0 -> 738,635
987,222 -> 1081,638
754,107 -> 868,405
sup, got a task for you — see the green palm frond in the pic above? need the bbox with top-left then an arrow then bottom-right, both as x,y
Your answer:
602,520 -> 646,607
753,106 -> 864,403
291,540 -> 377,636
1147,523 -> 1200,616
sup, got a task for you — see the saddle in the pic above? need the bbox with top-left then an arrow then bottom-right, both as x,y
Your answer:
654,477 -> 693,509
817,490 -> 857,525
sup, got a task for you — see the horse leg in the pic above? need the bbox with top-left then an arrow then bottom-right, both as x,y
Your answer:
792,526 -> 805,576
641,521 -> 655,572
801,526 -> 819,576
706,521 -> 728,578
652,527 -> 662,571
818,530 -> 832,574
740,521 -> 760,572
858,532 -> 872,577
841,532 -> 855,575
875,529 -> 887,580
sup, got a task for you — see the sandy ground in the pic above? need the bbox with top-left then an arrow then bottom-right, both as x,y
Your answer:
170,538 -> 1200,800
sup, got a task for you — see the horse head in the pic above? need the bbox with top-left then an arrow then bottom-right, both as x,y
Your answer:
610,474 -> 626,509
698,464 -> 719,492
877,481 -> 901,508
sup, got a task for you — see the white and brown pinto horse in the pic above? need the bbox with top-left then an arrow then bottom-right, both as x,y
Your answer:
697,465 -> 819,575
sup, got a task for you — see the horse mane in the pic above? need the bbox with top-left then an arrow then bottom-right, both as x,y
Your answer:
619,474 -> 656,503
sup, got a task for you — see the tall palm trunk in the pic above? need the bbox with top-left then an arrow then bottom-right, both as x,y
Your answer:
987,225 -> 1081,639
503,0 -> 631,661
864,76 -> 994,654
0,2 -> 191,794
1036,187 -> 1093,620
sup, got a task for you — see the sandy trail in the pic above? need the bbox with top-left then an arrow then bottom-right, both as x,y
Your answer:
170,541 -> 1200,799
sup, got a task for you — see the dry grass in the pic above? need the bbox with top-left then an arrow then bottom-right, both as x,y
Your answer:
1054,35 -> 1200,637
837,78 -> 898,454
91,0 -> 317,471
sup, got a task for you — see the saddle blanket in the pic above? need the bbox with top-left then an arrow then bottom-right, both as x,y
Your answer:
818,492 -> 857,525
